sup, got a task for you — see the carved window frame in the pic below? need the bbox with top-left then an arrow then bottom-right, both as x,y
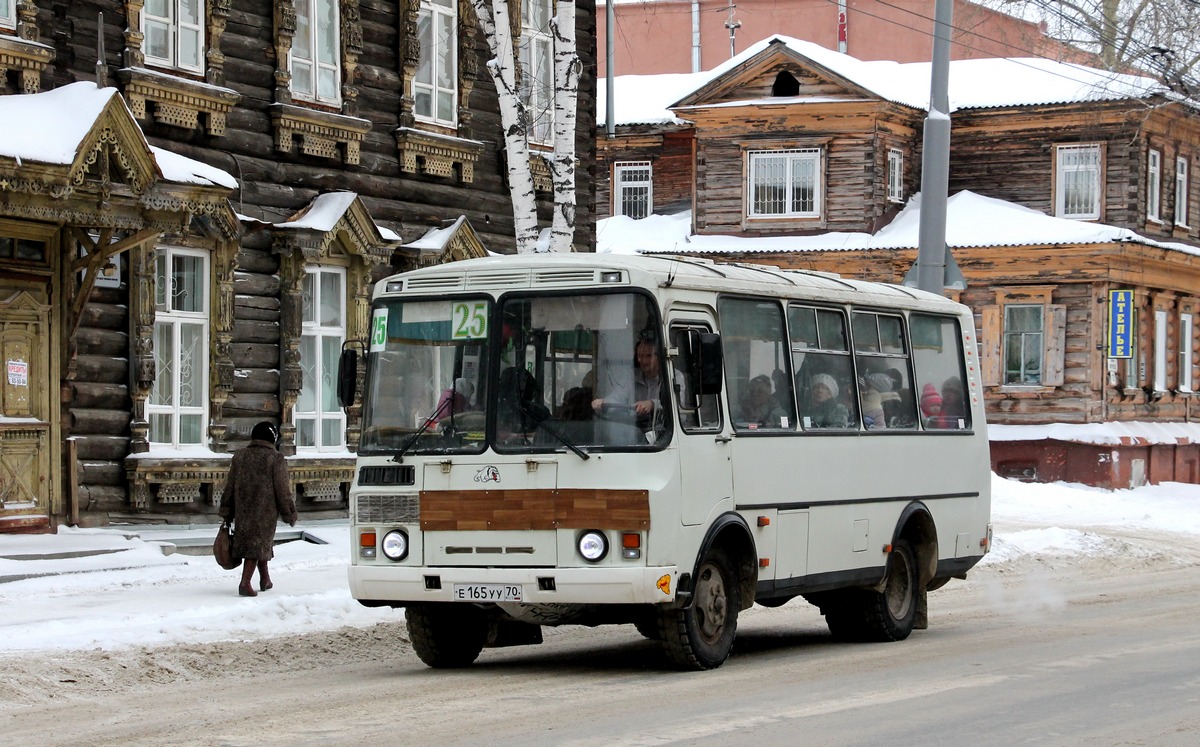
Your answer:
147,244 -> 211,448
295,264 -> 348,451
120,1 -> 240,135
394,0 -> 483,181
270,1 -> 367,163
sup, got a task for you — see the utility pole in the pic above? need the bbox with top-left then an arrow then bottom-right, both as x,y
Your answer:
905,0 -> 964,293
724,2 -> 741,59
606,0 -> 614,138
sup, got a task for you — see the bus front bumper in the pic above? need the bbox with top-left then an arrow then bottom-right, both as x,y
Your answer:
348,564 -> 681,606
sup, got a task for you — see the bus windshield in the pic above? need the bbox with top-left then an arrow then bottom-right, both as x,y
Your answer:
359,297 -> 491,455
357,291 -> 670,456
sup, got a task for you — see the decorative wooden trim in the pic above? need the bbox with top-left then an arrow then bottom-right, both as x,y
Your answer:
124,455 -> 354,509
529,152 -> 551,192
270,104 -> 372,164
397,0 -> 477,135
271,0 -> 363,115
394,127 -> 484,182
419,489 -> 651,531
119,67 -> 242,136
122,0 -> 234,87
270,193 -> 397,452
0,33 -> 54,93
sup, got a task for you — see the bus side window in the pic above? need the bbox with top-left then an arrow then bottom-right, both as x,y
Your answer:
911,314 -> 971,430
790,305 -> 855,430
671,326 -> 721,431
718,298 -> 796,431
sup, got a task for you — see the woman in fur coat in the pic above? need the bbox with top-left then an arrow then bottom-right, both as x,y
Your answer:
219,421 -> 298,596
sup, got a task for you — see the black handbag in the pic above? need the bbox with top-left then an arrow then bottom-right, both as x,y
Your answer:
213,522 -> 240,570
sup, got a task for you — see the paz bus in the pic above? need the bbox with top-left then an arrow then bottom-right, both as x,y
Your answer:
340,253 -> 991,670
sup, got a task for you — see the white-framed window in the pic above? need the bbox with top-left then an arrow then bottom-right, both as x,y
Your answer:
0,0 -> 16,30
1003,304 -> 1043,385
1055,143 -> 1101,220
520,0 -> 553,145
1181,313 -> 1194,393
291,0 -> 341,105
887,148 -> 904,203
143,0 -> 205,73
1148,149 -> 1162,222
614,161 -> 653,219
1176,156 -> 1189,227
296,267 -> 346,450
149,247 -> 209,447
1155,308 -> 1169,391
748,148 -> 822,218
415,0 -> 457,126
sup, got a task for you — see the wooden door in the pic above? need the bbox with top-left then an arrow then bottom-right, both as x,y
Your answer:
0,284 -> 55,528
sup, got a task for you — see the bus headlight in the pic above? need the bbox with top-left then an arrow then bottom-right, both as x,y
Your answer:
381,530 -> 409,561
578,530 -> 608,562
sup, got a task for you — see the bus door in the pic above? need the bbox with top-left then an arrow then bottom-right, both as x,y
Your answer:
667,318 -> 732,527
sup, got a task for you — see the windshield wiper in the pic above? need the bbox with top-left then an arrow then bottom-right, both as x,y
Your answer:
392,399 -> 450,463
518,401 -> 590,461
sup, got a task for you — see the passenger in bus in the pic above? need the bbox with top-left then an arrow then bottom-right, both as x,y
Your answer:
738,374 -> 786,428
924,377 -> 965,429
861,388 -> 885,429
431,377 -> 474,423
804,373 -> 849,428
560,386 -> 594,421
592,333 -> 663,430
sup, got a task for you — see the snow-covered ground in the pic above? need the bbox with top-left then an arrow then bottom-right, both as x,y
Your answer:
1,474 -> 1197,654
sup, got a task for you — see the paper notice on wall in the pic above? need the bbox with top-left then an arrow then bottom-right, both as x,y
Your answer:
7,360 -> 28,387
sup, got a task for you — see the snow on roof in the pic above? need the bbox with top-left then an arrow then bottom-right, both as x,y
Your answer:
275,191 -> 360,232
597,191 -> 1200,258
0,81 -> 236,189
404,216 -> 466,250
149,145 -> 237,189
599,34 -> 1182,126
0,82 -> 121,164
990,421 -> 1200,446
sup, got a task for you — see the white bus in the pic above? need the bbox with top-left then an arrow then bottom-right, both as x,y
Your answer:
341,253 -> 991,670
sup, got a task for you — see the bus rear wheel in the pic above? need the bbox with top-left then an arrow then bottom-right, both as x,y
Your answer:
657,548 -> 739,670
406,603 -> 487,668
824,539 -> 918,643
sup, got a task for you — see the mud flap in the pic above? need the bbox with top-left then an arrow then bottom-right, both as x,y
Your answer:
914,588 -> 928,630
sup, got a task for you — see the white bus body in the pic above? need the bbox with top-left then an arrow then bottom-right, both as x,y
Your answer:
344,254 -> 991,669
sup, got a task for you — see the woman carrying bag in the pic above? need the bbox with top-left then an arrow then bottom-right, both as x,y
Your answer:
218,422 -> 298,597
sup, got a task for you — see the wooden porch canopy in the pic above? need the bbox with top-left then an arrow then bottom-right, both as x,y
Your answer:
0,81 -> 239,338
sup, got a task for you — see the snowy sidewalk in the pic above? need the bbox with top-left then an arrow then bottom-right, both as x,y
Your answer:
0,521 -> 397,653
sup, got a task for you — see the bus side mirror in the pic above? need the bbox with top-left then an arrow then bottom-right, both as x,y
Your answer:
683,329 -> 722,397
337,348 -> 358,408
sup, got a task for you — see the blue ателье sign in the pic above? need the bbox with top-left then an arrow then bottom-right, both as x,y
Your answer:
1108,290 -> 1134,359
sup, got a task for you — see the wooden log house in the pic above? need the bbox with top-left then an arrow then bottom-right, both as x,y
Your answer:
0,0 -> 597,532
597,36 -> 1200,488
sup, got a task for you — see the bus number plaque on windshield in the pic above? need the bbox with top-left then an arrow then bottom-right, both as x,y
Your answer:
453,301 -> 488,340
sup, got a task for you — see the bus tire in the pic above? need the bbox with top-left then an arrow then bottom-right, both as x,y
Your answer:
657,548 -> 739,670
825,539 -> 918,643
405,603 -> 487,668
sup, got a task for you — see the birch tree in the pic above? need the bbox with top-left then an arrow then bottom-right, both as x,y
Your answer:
979,0 -> 1200,91
471,0 -> 581,253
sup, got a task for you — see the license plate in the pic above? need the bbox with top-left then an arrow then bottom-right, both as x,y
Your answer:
452,583 -> 523,602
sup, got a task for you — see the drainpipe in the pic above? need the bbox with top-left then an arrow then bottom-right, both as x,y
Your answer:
692,0 -> 701,73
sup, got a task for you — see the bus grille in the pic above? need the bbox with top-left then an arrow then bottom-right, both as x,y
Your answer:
405,275 -> 465,291
465,270 -> 531,288
357,494 -> 420,524
359,465 -> 415,485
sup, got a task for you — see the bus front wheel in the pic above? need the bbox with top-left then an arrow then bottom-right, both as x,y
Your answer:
657,548 -> 739,670
406,603 -> 487,668
825,539 -> 918,642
